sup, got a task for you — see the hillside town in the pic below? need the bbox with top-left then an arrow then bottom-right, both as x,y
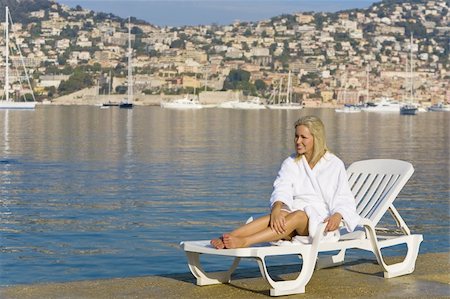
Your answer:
0,0 -> 449,106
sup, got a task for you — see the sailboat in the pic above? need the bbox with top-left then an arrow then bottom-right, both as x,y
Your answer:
101,70 -> 119,107
0,6 -> 36,109
400,34 -> 418,115
119,17 -> 133,109
266,71 -> 302,110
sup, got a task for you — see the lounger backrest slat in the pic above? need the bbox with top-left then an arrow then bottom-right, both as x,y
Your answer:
348,172 -> 369,203
353,173 -> 380,213
358,174 -> 398,220
347,159 -> 414,226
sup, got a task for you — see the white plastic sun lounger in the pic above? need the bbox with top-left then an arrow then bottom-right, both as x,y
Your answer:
180,159 -> 423,296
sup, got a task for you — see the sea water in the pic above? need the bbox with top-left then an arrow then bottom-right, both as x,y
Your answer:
0,106 -> 448,285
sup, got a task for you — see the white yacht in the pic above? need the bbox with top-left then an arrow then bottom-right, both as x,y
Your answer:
0,7 -> 36,110
160,96 -> 203,109
266,103 -> 303,110
0,101 -> 36,109
217,100 -> 239,109
335,105 -> 361,113
361,97 -> 401,112
428,103 -> 450,112
231,97 -> 266,109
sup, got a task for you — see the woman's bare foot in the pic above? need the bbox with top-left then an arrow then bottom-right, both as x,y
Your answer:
223,233 -> 247,248
210,236 -> 225,249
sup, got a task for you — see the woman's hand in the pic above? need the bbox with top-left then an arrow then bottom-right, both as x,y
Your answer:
324,213 -> 342,232
270,203 -> 286,235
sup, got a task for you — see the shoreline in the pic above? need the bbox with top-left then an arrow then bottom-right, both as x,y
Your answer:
37,100 -> 341,108
39,88 -> 343,108
1,252 -> 449,298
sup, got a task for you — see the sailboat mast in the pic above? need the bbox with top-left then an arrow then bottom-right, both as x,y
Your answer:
343,72 -> 347,104
410,33 -> 413,103
109,70 -> 112,95
278,78 -> 282,104
127,17 -> 132,103
287,71 -> 292,104
366,65 -> 370,104
404,52 -> 408,102
194,73 -> 197,95
5,7 -> 9,102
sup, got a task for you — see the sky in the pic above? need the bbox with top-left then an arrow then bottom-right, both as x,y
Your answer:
57,0 -> 377,27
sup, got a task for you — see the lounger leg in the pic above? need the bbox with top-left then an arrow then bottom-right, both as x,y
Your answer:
254,251 -> 317,296
381,235 -> 423,278
362,220 -> 423,278
254,223 -> 326,296
185,252 -> 241,285
316,249 -> 346,269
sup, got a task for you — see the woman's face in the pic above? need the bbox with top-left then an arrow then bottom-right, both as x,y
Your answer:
295,125 -> 314,159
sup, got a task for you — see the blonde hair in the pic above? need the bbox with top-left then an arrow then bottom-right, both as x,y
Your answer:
294,115 -> 328,166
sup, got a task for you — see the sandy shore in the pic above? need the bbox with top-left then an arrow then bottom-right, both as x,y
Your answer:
1,252 -> 449,298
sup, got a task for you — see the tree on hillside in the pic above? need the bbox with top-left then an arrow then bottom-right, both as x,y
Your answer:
58,68 -> 94,95
170,39 -> 185,49
254,79 -> 267,91
223,69 -> 256,95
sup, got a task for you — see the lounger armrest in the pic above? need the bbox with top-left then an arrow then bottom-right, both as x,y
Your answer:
359,218 -> 375,228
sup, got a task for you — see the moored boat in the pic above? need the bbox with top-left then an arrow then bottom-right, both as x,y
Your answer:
400,104 -> 418,115
231,97 -> 266,109
0,101 -> 36,109
119,17 -> 134,109
265,71 -> 302,110
0,7 -> 36,110
335,104 -> 361,113
428,103 -> 450,112
361,97 -> 401,112
160,96 -> 203,109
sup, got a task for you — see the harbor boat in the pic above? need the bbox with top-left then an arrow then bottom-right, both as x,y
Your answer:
0,7 -> 36,110
266,71 -> 303,110
266,102 -> 302,110
101,71 -> 119,107
102,101 -> 119,107
161,72 -> 203,109
400,34 -> 418,116
119,102 -> 133,109
160,95 -> 203,109
335,104 -> 361,113
361,97 -> 401,112
428,103 -> 450,112
119,17 -> 133,109
217,100 -> 239,109
231,97 -> 266,109
217,92 -> 242,108
400,104 -> 418,115
0,101 -> 36,109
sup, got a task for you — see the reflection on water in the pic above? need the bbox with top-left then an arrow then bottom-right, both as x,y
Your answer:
0,106 -> 448,285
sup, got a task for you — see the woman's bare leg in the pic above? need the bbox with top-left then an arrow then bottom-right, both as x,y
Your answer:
211,214 -> 276,249
223,211 -> 308,249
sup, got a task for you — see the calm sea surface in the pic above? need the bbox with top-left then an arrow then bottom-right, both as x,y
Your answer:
0,106 -> 449,286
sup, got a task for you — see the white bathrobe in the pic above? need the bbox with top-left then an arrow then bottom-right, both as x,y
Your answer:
270,152 -> 361,238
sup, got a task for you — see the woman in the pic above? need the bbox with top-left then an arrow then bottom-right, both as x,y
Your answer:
211,115 -> 361,249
